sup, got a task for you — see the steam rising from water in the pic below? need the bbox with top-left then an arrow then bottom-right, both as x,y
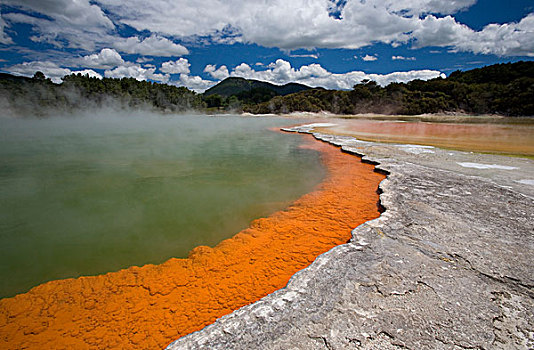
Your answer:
0,112 -> 326,297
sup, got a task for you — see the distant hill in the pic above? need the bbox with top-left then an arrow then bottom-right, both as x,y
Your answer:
0,73 -> 33,83
203,77 -> 311,97
448,61 -> 534,85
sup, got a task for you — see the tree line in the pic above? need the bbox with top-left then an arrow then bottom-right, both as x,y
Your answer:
0,72 -> 205,117
0,61 -> 532,117
243,61 -> 534,116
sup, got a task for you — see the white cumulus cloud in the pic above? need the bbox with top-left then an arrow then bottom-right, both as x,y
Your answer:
227,59 -> 444,90
6,61 -> 71,83
70,69 -> 103,79
92,0 -> 531,56
2,0 -> 532,57
94,0 -> 413,49
2,0 -> 114,50
3,57 -> 446,93
79,48 -> 124,69
104,63 -> 170,83
6,61 -> 103,82
204,64 -> 230,80
174,74 -> 216,92
413,14 -> 534,57
113,35 -> 189,57
361,55 -> 378,61
161,58 -> 191,74
3,0 -> 114,30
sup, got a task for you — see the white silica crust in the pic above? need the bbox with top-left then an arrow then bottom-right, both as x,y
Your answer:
396,144 -> 435,154
457,162 -> 519,170
292,123 -> 338,130
516,179 -> 534,185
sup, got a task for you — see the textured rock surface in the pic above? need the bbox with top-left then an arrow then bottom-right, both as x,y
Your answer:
169,124 -> 534,350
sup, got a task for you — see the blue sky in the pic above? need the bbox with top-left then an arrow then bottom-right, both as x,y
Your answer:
0,0 -> 533,92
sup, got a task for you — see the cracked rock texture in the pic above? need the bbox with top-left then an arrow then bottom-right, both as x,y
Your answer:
168,125 -> 534,350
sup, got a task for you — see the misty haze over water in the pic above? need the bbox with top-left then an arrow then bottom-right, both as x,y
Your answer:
0,112 -> 326,297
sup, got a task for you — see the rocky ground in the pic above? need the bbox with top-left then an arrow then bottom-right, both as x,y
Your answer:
168,123 -> 534,350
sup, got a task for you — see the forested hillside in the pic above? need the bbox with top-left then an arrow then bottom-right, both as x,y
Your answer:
244,61 -> 534,116
203,77 -> 311,109
0,72 -> 205,116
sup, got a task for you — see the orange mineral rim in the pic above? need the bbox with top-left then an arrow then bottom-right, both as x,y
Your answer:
0,133 -> 385,350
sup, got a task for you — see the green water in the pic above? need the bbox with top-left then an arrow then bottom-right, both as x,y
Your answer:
0,113 -> 325,298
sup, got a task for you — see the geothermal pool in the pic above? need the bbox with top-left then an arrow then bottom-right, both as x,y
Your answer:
0,113 -> 326,297
319,118 -> 534,157
0,115 -> 384,350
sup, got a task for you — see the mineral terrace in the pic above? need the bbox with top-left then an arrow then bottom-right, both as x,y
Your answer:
168,123 -> 534,350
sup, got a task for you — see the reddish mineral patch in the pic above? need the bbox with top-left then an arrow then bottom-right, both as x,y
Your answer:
319,119 -> 534,157
0,134 -> 384,350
